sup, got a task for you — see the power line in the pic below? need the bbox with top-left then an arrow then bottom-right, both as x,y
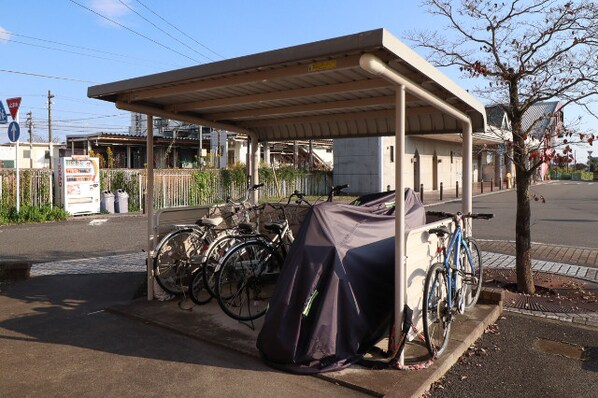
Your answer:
68,0 -> 201,64
3,37 -> 176,70
26,106 -> 129,116
53,113 -> 130,123
0,69 -> 97,83
4,31 -> 184,68
117,0 -> 214,62
134,0 -> 224,60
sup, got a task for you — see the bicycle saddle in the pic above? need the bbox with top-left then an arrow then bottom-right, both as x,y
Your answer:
196,216 -> 223,227
428,225 -> 450,237
238,222 -> 256,233
264,221 -> 286,234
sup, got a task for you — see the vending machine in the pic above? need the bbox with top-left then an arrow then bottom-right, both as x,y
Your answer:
55,156 -> 101,215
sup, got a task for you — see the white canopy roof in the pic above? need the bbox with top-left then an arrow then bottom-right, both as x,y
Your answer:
88,28 -> 486,141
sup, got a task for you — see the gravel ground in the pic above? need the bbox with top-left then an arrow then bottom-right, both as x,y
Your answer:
427,313 -> 598,398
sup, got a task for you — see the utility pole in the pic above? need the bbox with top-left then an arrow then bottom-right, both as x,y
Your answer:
27,111 -> 33,168
48,90 -> 54,169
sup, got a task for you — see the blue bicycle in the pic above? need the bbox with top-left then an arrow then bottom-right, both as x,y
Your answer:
423,211 -> 494,357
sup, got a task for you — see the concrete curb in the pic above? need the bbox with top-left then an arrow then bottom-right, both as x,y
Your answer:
107,291 -> 503,398
0,261 -> 31,282
406,304 -> 503,398
313,289 -> 504,397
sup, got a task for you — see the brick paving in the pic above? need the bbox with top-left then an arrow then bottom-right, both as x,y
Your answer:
30,252 -> 146,276
478,240 -> 598,269
483,251 -> 598,327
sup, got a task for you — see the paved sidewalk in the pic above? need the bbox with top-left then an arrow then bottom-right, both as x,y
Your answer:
479,240 -> 598,269
483,251 -> 598,328
29,245 -> 598,328
31,252 -> 146,276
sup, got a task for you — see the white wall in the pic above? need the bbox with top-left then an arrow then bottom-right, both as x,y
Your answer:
334,136 -> 466,195
0,142 -> 61,168
333,137 -> 380,195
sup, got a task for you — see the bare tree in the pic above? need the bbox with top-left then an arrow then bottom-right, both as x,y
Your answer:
408,0 -> 598,293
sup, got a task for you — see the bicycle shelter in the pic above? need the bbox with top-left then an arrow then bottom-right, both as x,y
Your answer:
88,28 -> 485,367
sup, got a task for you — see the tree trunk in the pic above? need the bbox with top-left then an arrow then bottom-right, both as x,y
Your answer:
515,170 -> 535,294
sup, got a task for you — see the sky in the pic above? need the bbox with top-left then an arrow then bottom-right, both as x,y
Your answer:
0,0 -> 595,161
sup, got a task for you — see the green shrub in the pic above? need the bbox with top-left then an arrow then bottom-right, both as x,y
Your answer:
190,170 -> 217,205
0,205 -> 70,225
580,171 -> 593,181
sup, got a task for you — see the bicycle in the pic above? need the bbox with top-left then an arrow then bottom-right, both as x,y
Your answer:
152,216 -> 222,296
153,184 -> 263,296
316,183 -> 349,204
188,202 -> 264,305
422,210 -> 493,357
213,191 -> 307,321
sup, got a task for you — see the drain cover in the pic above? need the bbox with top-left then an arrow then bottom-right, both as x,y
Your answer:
533,338 -> 587,361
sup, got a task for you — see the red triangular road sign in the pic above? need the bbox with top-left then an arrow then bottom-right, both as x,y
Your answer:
6,97 -> 22,120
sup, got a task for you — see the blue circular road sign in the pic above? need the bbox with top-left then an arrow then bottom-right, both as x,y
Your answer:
8,121 -> 20,142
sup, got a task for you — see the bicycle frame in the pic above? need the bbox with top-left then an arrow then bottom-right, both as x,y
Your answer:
441,217 -> 476,313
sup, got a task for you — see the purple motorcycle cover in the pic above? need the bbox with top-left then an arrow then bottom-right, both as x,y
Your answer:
256,189 -> 425,373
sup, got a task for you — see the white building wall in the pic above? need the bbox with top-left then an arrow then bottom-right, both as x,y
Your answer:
312,147 -> 333,168
232,140 -> 248,166
382,137 -> 464,192
333,137 -> 380,195
335,136 -> 467,195
0,143 -> 61,168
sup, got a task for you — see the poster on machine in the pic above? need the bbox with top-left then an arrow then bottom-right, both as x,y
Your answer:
55,156 -> 100,215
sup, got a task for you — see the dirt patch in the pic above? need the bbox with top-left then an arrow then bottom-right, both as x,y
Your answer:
484,268 -> 598,313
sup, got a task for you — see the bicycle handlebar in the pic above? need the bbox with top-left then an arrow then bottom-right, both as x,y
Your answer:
226,183 -> 264,207
426,211 -> 494,220
327,184 -> 349,202
287,190 -> 311,206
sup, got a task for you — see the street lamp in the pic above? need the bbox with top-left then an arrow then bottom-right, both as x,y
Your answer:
588,150 -> 593,172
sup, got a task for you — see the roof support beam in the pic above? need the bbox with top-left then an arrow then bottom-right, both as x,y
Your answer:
130,54 -> 364,101
359,54 -> 471,125
395,85 -> 406,367
115,101 -> 250,136
360,53 -> 474,368
168,78 -> 394,112
240,109 -> 395,128
146,115 -> 155,301
205,96 -> 398,121
237,105 -> 453,129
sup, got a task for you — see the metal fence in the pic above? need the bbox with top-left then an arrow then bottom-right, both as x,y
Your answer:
0,169 -> 54,209
0,168 -> 333,212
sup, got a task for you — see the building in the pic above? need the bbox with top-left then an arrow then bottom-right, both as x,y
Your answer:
333,107 -> 507,195
66,114 -> 333,170
0,142 -> 62,169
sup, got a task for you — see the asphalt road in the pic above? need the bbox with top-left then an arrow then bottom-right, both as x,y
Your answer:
0,213 -> 147,263
0,272 -> 368,398
1,181 -> 596,264
428,312 -> 598,398
430,181 -> 598,248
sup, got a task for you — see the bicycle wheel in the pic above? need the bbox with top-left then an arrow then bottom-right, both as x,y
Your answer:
423,262 -> 451,357
216,240 -> 283,321
202,234 -> 245,300
463,237 -> 483,310
153,229 -> 204,295
189,267 -> 212,305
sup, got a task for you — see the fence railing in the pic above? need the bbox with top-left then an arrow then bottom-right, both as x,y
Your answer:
0,169 -> 54,210
0,168 -> 333,212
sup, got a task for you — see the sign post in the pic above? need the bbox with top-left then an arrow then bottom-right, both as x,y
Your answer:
7,97 -> 22,213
